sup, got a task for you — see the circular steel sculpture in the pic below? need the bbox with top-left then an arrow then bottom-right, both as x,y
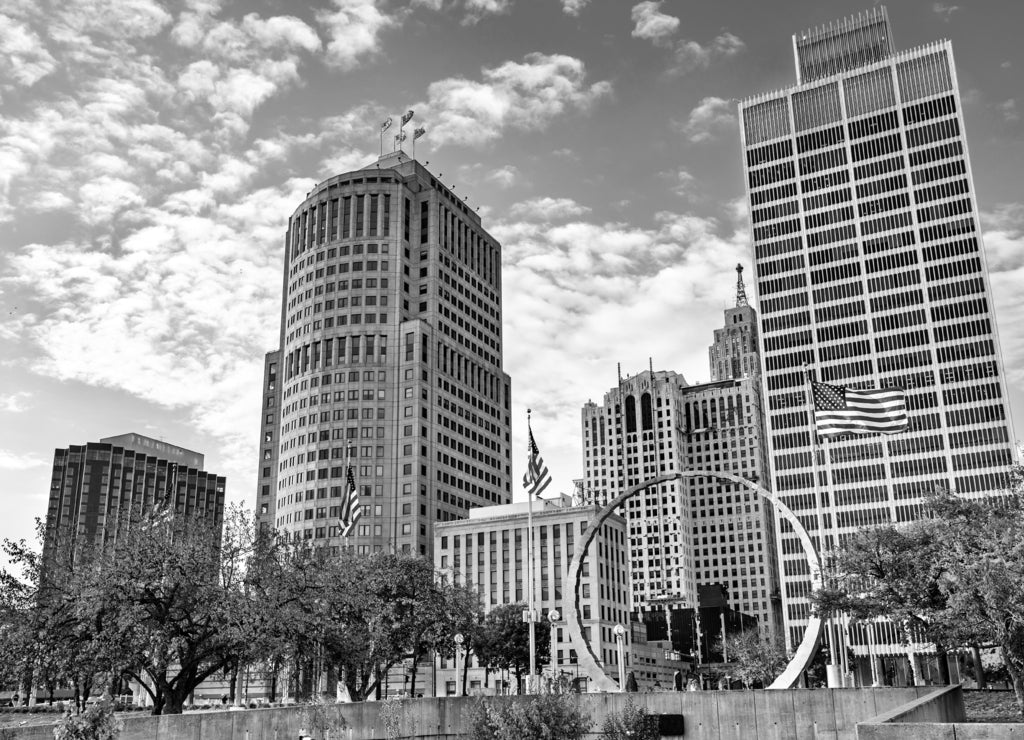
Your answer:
564,470 -> 823,691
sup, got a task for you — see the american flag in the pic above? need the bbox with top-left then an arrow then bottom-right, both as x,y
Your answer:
812,381 -> 908,437
340,457 -> 360,537
522,424 -> 552,497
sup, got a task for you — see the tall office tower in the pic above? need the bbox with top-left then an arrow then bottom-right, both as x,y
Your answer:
44,434 -> 225,563
738,7 -> 1018,651
580,288 -> 780,641
259,152 -> 512,556
709,265 -> 761,383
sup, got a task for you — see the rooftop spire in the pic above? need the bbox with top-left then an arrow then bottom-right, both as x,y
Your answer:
735,263 -> 749,308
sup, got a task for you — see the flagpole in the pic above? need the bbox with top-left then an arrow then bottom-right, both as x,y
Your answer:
526,409 -> 537,695
804,363 -> 841,688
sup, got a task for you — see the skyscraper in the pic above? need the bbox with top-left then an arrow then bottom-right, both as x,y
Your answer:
579,273 -> 780,643
45,434 -> 225,563
258,152 -> 512,556
738,7 -> 1018,651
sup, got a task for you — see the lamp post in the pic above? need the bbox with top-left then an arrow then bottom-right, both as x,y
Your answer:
548,610 -> 561,691
454,633 -> 464,697
613,624 -> 627,691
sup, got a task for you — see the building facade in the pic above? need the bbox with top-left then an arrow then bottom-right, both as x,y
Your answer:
44,434 -> 225,562
259,152 -> 513,555
579,286 -> 781,644
738,7 -> 1018,650
433,496 -> 632,694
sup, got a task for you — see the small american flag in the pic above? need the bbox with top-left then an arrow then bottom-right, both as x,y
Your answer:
812,382 -> 908,437
522,424 -> 552,497
340,457 -> 360,537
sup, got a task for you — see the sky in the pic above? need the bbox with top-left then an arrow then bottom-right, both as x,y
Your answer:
1,0 -> 1022,551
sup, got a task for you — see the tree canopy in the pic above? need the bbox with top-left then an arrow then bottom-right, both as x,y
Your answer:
816,464 -> 1024,714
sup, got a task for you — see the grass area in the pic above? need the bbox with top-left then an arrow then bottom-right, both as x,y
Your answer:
962,689 -> 1022,723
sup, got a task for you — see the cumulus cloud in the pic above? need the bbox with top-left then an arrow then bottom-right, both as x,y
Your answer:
681,96 -> 736,142
486,164 -> 520,187
981,204 -> 1024,387
316,0 -> 394,70
0,17 -> 58,90
932,3 -> 961,21
463,0 -> 513,25
998,99 -> 1019,123
673,32 -> 745,73
0,392 -> 32,413
493,207 -> 751,489
561,0 -> 589,16
422,53 -> 612,147
509,196 -> 591,221
631,1 -> 679,45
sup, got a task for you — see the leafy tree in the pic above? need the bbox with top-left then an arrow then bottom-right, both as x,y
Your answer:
601,698 -> 659,740
818,465 -> 1024,714
715,631 -> 788,688
467,694 -> 591,740
812,518 -> 957,686
472,603 -> 550,694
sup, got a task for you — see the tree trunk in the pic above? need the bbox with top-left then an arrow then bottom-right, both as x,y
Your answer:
461,651 -> 470,696
934,644 -> 951,685
515,665 -> 522,694
1001,645 -> 1024,717
228,661 -> 239,704
409,654 -> 419,697
972,645 -> 987,689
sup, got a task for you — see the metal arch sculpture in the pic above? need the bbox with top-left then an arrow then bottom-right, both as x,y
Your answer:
563,469 -> 823,691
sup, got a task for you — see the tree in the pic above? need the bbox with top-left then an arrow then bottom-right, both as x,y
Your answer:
61,506 -> 265,714
818,465 -> 1024,715
812,518 -> 957,686
472,603 -> 550,694
467,694 -> 591,740
716,631 -> 788,688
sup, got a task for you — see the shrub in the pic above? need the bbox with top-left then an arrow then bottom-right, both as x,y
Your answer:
53,702 -> 123,740
467,694 -> 591,740
601,698 -> 659,740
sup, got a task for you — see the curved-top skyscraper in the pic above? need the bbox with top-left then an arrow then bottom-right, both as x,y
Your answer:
255,152 -> 512,557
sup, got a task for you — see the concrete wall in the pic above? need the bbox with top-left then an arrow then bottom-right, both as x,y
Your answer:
5,687 -> 948,740
855,684 -> 1024,740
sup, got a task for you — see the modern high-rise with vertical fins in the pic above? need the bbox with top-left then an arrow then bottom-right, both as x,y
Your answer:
255,152 -> 512,556
739,7 -> 1018,665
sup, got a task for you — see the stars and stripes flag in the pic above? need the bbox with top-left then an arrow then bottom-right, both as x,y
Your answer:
340,455 -> 361,537
522,423 -> 552,498
811,381 -> 908,437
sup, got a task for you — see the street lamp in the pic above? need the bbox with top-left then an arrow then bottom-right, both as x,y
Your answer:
454,633 -> 464,697
613,624 -> 627,691
548,610 -> 561,690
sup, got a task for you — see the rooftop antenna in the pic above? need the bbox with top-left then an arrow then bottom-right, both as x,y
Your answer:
735,263 -> 749,308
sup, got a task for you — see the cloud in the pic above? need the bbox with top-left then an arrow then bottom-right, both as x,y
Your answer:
671,169 -> 696,198
673,32 -> 745,73
421,53 -> 612,147
0,392 -> 32,413
1001,61 -> 1012,69
981,204 -> 1024,387
0,17 -> 58,91
509,196 -> 591,221
998,99 -> 1019,123
486,164 -> 520,187
681,96 -> 736,142
463,0 -> 513,25
932,3 -> 961,22
316,0 -> 393,70
0,449 -> 49,470
561,0 -> 589,16
493,208 -> 751,492
631,1 -> 679,45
